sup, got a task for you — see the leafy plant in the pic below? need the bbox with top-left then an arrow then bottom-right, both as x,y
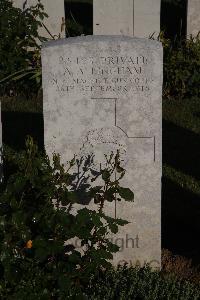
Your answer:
0,0 -> 48,96
162,34 -> 200,99
0,137 -> 134,299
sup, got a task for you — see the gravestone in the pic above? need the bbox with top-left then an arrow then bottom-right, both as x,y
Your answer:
134,0 -> 161,38
93,0 -> 134,36
13,0 -> 65,39
42,36 -> 162,269
93,0 -> 161,38
187,0 -> 200,37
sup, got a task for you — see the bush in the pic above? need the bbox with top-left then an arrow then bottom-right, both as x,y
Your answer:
162,249 -> 200,285
0,0 -> 48,95
163,34 -> 200,99
0,137 -> 134,299
86,265 -> 200,300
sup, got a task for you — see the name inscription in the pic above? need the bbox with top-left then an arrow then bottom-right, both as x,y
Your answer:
49,54 -> 152,94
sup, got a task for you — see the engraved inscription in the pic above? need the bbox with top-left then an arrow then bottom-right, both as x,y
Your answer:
49,54 -> 151,95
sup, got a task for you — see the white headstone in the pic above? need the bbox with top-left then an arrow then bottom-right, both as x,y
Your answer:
42,36 -> 162,269
187,0 -> 200,37
93,0 -> 134,36
13,0 -> 65,39
134,0 -> 161,38
93,0 -> 161,38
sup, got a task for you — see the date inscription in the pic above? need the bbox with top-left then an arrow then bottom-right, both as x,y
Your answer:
49,54 -> 152,94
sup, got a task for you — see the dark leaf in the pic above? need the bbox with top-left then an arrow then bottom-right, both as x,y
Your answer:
118,187 -> 134,201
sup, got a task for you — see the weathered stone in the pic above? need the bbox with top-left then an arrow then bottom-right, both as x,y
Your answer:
187,0 -> 200,37
93,0 -> 160,38
93,0 -> 134,36
134,0 -> 161,38
13,0 -> 65,39
42,36 -> 162,269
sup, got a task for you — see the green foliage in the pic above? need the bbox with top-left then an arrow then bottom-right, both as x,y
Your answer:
0,0 -> 48,95
0,137 -> 134,299
161,34 -> 200,99
86,265 -> 200,300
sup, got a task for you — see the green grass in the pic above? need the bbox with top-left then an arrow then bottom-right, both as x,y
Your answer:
162,96 -> 200,263
163,96 -> 200,195
163,97 -> 200,135
164,164 -> 200,196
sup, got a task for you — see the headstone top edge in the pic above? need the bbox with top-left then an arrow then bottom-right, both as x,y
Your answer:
42,35 -> 162,50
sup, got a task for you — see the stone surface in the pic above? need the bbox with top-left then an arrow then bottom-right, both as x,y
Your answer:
93,0 -> 160,38
42,36 -> 162,268
187,0 -> 200,37
93,0 -> 134,36
134,0 -> 161,38
13,0 -> 65,39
